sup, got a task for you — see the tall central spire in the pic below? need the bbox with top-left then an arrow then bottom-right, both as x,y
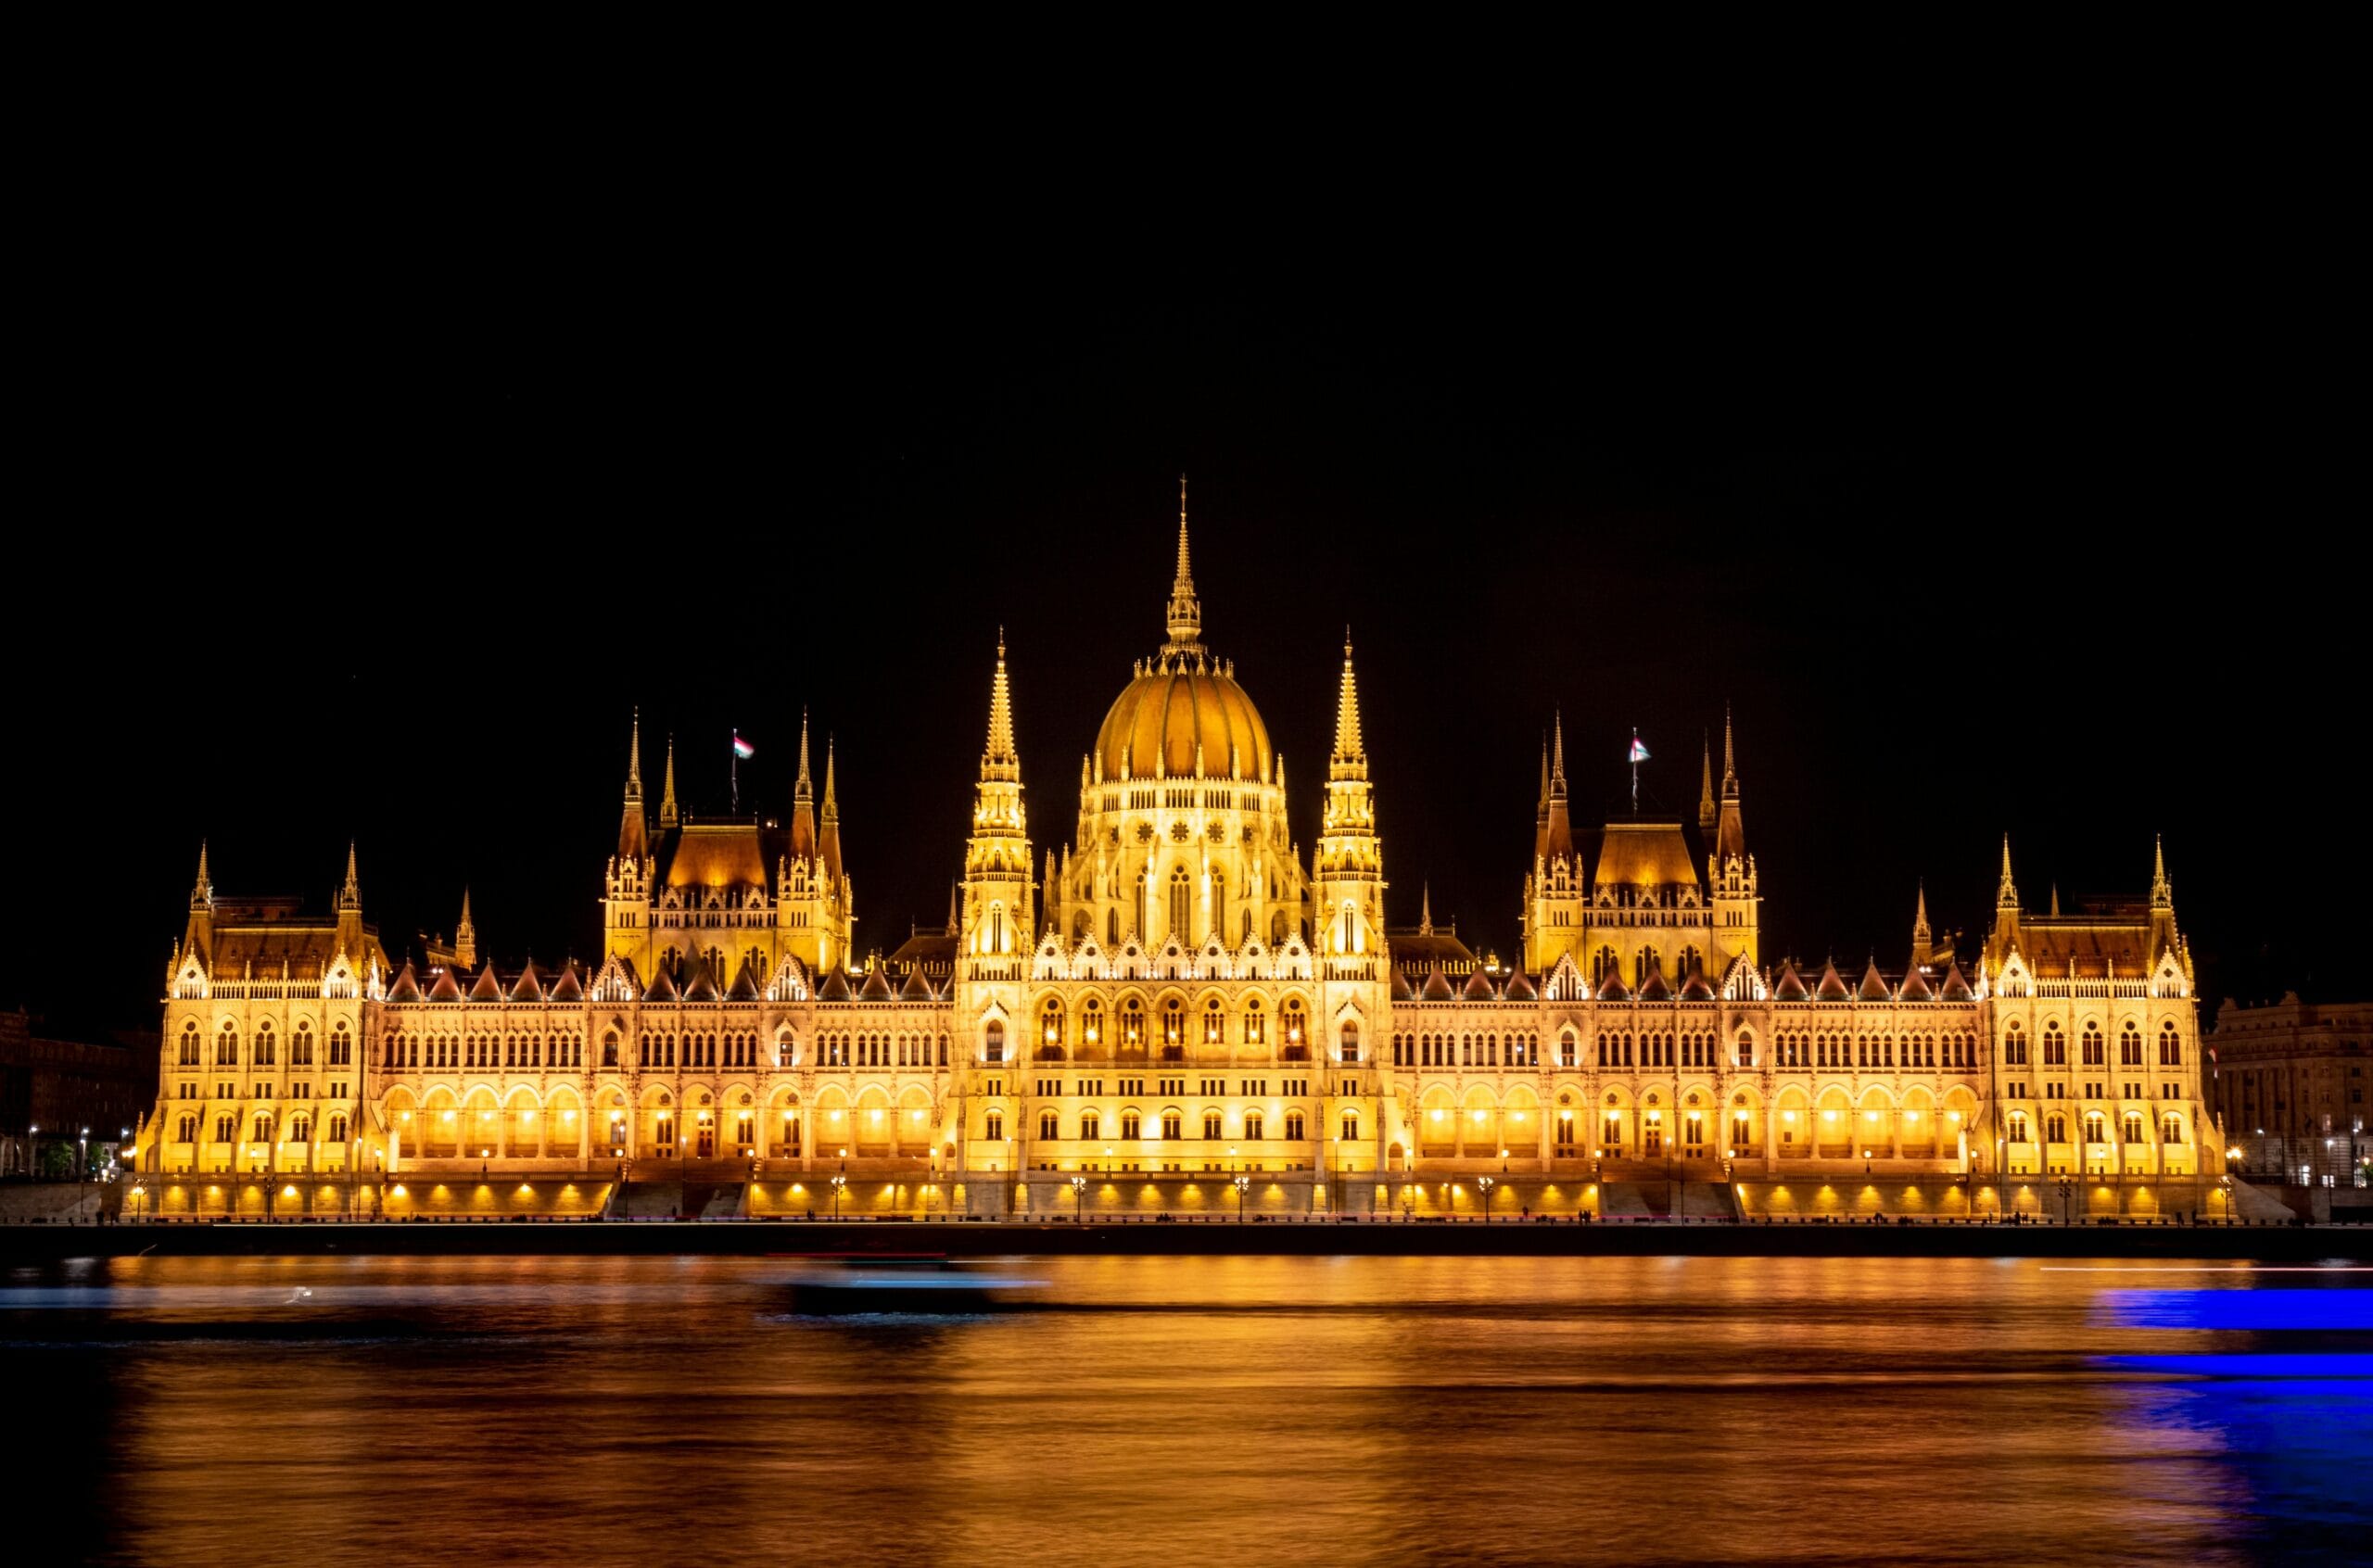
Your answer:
1164,473 -> 1202,651
983,629 -> 1019,781
1330,632 -> 1364,775
794,708 -> 813,805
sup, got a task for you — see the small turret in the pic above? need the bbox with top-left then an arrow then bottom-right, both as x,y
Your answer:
454,887 -> 477,969
658,733 -> 679,830
616,711 -> 649,862
334,841 -> 365,955
1910,880 -> 1931,966
1697,730 -> 1717,838
1715,705 -> 1745,862
1164,474 -> 1202,651
1997,834 -> 2020,911
183,840 -> 215,963
1542,711 -> 1573,862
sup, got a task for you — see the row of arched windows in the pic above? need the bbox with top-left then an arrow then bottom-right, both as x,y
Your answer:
1032,1107 -> 1310,1142
171,1110 -> 349,1145
1390,1032 -> 1542,1068
384,1031 -> 586,1070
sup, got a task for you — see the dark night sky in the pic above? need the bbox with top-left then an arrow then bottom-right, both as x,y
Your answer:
6,151 -> 2353,1037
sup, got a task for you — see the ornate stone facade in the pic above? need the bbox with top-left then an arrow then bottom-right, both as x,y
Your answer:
131,493 -> 2224,1217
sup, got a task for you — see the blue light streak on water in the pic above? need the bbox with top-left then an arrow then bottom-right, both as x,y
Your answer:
2095,1288 -> 2373,1333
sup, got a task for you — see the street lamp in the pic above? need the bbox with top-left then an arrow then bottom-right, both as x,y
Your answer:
1234,1173 -> 1250,1221
1071,1174 -> 1086,1221
830,1172 -> 845,1219
1478,1174 -> 1495,1222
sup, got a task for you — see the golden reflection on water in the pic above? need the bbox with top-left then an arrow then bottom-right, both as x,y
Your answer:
7,1254 -> 2367,1566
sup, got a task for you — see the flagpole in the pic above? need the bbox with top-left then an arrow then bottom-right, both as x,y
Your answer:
730,730 -> 740,816
1631,727 -> 1639,816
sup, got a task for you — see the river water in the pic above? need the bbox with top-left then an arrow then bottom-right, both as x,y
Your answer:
5,1253 -> 2367,1566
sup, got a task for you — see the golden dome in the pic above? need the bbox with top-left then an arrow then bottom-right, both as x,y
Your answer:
1095,656 -> 1273,784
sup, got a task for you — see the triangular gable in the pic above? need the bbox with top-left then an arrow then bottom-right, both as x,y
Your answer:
1814,962 -> 1850,1002
468,962 -> 505,1002
1858,961 -> 1892,1001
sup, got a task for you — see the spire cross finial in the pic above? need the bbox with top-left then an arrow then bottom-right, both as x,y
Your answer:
1164,475 -> 1202,648
626,708 -> 644,801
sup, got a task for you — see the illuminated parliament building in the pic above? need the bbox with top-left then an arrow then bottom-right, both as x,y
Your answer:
132,497 -> 2225,1220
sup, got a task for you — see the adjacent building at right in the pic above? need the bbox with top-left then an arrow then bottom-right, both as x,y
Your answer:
2210,995 -> 2372,1185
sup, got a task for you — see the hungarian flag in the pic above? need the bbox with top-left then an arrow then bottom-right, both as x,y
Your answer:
732,733 -> 755,760
1628,735 -> 1650,763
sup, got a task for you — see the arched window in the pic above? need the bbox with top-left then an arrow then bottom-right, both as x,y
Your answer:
1341,1112 -> 1359,1142
1244,997 -> 1265,1045
2009,1110 -> 2031,1143
2083,1111 -> 2107,1144
1081,1110 -> 1101,1142
1269,908 -> 1288,946
2043,1022 -> 2067,1065
1203,1110 -> 1223,1139
1107,907 -> 1120,945
1282,999 -> 1306,1057
1169,865 -> 1192,943
1039,1000 -> 1066,1059
254,1023 -> 275,1067
1121,997 -> 1145,1049
2081,1022 -> 2105,1066
1284,1110 -> 1304,1140
1560,1030 -> 1578,1068
328,1113 -> 349,1142
176,1113 -> 197,1144
1161,1110 -> 1181,1139
603,1032 -> 619,1068
2119,1023 -> 2142,1066
983,1021 -> 1005,1063
178,1022 -> 200,1067
1038,1109 -> 1060,1140
1162,997 -> 1185,1051
2163,1112 -> 2184,1145
1593,945 -> 1618,982
1121,1110 -> 1141,1139
1205,998 -> 1224,1043
291,1025 -> 314,1067
2004,1023 -> 2028,1066
2159,1022 -> 2180,1067
1339,1020 -> 1360,1062
1244,1111 -> 1265,1140
984,1110 -> 1003,1142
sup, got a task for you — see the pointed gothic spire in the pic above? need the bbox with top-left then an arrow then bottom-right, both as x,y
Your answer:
948,879 -> 961,936
658,734 -> 679,829
616,713 -> 650,862
1538,735 -> 1550,814
192,840 -> 212,904
2151,835 -> 2172,908
1998,834 -> 2019,909
1330,632 -> 1364,771
795,707 -> 813,803
2049,883 -> 2061,918
1912,879 -> 1932,954
1550,710 -> 1567,791
1419,881 -> 1433,936
1542,711 -> 1574,862
337,841 -> 362,911
1698,729 -> 1717,832
982,629 -> 1018,780
454,886 -> 477,968
1715,708 -> 1746,861
821,738 -> 838,820
1164,473 -> 1202,649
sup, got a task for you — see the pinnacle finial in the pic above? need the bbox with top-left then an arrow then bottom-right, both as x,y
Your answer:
822,738 -> 838,819
1331,632 -> 1364,769
983,633 -> 1019,778
1998,833 -> 2019,909
1721,702 -> 1738,796
659,733 -> 679,828
1698,729 -> 1717,827
459,885 -> 474,930
2151,835 -> 2173,909
795,707 -> 813,802
195,839 -> 210,895
626,708 -> 643,801
1551,710 -> 1566,784
1419,881 -> 1433,936
1165,474 -> 1202,647
1913,879 -> 1931,948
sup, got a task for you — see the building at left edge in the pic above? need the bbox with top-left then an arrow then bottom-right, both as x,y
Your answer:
127,493 -> 2229,1220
